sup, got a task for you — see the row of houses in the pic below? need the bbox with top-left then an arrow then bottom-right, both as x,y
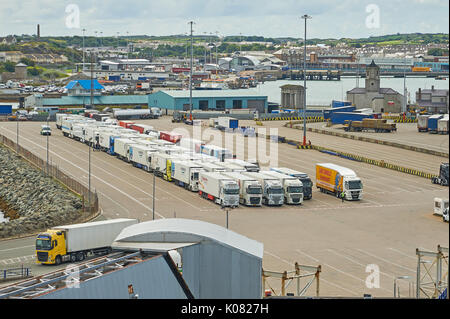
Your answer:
0,51 -> 68,64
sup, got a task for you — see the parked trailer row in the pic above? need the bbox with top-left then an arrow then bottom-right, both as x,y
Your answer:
417,114 -> 449,134
57,115 -> 362,208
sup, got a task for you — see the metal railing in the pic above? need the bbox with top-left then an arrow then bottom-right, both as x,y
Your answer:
1,266 -> 32,281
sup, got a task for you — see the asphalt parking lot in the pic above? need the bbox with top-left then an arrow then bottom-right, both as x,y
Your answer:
0,118 -> 448,297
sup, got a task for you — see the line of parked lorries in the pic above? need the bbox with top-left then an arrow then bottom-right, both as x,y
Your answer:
56,113 -> 364,208
417,114 -> 449,134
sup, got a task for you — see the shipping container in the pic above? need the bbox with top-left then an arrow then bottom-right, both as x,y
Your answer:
330,112 -> 373,125
331,100 -> 352,108
323,106 -> 356,120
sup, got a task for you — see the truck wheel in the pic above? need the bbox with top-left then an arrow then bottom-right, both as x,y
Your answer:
55,255 -> 62,265
77,252 -> 85,261
70,254 -> 77,263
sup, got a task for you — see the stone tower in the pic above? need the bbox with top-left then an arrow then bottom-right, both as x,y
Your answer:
365,60 -> 380,93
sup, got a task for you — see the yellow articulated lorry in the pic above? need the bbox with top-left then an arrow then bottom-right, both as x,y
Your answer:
35,219 -> 138,265
316,163 -> 363,201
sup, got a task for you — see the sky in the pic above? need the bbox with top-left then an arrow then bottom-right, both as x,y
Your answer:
0,0 -> 448,39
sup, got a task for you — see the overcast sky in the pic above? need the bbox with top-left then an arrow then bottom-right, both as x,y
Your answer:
0,0 -> 448,39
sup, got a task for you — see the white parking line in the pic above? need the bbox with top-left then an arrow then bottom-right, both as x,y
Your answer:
353,248 -> 416,273
327,249 -> 395,279
295,249 -> 392,293
387,247 -> 417,260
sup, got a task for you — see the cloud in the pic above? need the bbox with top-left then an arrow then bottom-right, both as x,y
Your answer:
0,0 -> 448,38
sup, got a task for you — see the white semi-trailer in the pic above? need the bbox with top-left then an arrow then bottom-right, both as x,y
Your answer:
222,172 -> 262,206
35,219 -> 138,265
214,161 -> 246,172
260,170 -> 303,205
224,159 -> 260,172
113,138 -> 141,162
242,172 -> 284,206
194,161 -> 226,172
151,152 -> 180,179
180,138 -> 204,153
170,160 -> 204,191
129,144 -> 158,171
198,171 -> 239,207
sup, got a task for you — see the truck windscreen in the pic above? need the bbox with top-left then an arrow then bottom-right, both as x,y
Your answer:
301,179 -> 312,188
36,238 -> 52,250
247,186 -> 262,194
224,187 -> 239,195
270,187 -> 283,194
347,180 -> 362,190
288,186 -> 303,194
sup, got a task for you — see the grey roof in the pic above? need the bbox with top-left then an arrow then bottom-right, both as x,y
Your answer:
114,218 -> 264,259
419,89 -> 449,97
347,87 -> 366,94
379,87 -> 400,94
347,87 -> 401,95
159,89 -> 267,99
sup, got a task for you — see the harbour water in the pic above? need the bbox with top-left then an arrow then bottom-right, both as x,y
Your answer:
254,76 -> 449,106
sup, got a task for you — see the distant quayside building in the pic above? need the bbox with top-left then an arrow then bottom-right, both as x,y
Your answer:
148,89 -> 268,114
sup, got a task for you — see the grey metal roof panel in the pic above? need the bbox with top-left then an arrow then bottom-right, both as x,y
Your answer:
111,241 -> 198,252
159,89 -> 267,98
115,218 -> 264,259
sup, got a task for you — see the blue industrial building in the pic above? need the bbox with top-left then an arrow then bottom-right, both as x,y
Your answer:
148,89 -> 268,113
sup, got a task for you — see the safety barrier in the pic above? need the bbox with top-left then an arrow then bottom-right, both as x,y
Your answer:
393,118 -> 417,123
285,123 -> 449,158
247,130 -> 437,180
260,116 -> 325,122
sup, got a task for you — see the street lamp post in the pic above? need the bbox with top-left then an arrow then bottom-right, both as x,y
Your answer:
88,137 -> 91,210
16,116 -> 19,154
46,116 -> 50,175
301,14 -> 311,146
188,21 -> 194,122
82,28 -> 86,72
153,167 -> 159,220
